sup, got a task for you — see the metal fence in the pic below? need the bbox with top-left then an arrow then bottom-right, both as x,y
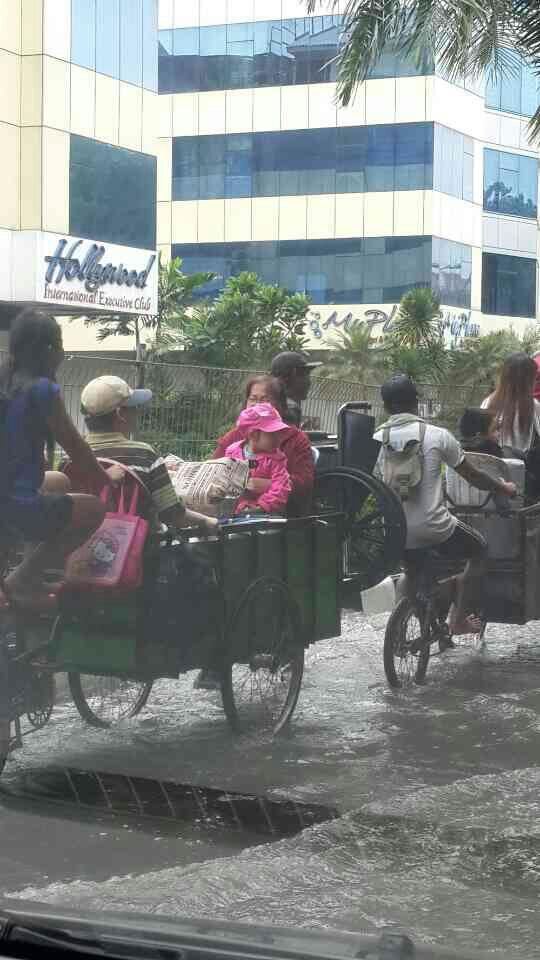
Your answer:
9,352 -> 487,459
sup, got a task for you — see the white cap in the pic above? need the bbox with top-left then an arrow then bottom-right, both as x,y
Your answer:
81,375 -> 153,417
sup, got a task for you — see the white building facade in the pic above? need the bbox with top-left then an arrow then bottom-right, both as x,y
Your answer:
156,0 -> 539,350
0,0 -> 159,352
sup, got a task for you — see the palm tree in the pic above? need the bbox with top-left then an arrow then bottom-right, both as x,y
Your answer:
321,321 -> 382,381
391,287 -> 441,351
307,0 -> 540,139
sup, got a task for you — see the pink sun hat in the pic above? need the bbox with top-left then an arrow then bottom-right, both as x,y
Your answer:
236,402 -> 288,436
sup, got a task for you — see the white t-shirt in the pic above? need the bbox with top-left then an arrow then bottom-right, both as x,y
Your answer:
481,396 -> 540,453
374,420 -> 465,550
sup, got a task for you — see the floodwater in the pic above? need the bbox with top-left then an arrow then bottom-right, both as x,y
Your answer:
1,610 -> 540,958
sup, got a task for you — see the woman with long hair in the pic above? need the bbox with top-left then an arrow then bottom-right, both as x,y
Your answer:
212,374 -> 315,517
482,353 -> 540,455
0,309 -> 122,610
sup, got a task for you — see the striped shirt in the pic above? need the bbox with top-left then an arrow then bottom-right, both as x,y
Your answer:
86,431 -> 183,520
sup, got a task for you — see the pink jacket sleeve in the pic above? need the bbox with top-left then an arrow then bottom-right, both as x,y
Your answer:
258,454 -> 292,513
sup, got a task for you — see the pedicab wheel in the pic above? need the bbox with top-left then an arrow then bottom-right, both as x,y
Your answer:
384,597 -> 430,688
221,578 -> 304,736
68,673 -> 153,729
26,671 -> 55,729
314,468 -> 406,592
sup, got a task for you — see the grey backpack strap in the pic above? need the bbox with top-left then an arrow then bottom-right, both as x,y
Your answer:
418,421 -> 427,447
382,426 -> 390,447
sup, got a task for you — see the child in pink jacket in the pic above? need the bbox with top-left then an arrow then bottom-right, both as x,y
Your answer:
225,403 -> 292,515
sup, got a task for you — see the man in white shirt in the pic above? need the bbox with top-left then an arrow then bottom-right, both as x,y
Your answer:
375,376 -> 516,634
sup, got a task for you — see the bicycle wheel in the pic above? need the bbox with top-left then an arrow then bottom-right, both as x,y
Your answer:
384,597 -> 430,688
314,467 -> 406,591
221,578 -> 304,735
68,673 -> 153,729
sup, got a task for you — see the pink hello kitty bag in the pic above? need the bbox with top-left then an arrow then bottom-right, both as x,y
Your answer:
65,480 -> 149,592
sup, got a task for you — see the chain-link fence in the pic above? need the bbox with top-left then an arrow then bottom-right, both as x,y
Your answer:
41,354 -> 489,459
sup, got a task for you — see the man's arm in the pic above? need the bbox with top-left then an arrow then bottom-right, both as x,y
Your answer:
455,457 -> 516,498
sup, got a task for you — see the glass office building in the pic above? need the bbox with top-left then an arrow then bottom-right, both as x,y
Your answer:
157,1 -> 539,345
0,0 -> 159,351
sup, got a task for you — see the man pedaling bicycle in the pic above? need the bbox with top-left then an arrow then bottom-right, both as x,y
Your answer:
374,376 -> 517,638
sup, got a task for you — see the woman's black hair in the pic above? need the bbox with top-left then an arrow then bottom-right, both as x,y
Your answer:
0,309 -> 63,467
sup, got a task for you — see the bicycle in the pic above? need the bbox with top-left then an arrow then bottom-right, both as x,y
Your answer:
383,550 -> 487,688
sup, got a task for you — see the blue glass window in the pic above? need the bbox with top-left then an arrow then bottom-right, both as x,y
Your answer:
433,125 -> 474,201
70,135 -> 156,249
120,0 -> 143,86
432,237 -> 472,308
95,0 -> 119,78
142,0 -> 158,92
483,148 -> 538,218
72,0 -> 157,90
482,252 -> 536,317
171,236 -> 437,305
172,123 -> 434,203
72,0 -> 96,70
485,53 -> 540,117
158,15 -> 432,95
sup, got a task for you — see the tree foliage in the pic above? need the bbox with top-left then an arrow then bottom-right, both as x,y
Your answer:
307,0 -> 540,140
82,256 -> 213,356
157,272 -> 311,368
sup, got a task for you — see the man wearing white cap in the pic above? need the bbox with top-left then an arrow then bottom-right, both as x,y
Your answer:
80,376 -> 217,534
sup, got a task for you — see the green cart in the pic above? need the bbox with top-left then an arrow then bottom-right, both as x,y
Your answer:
0,510 -> 343,775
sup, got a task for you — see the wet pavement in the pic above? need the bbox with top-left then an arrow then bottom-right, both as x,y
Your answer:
1,609 -> 540,958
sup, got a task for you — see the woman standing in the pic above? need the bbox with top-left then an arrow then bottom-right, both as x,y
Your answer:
212,375 -> 314,516
482,352 -> 540,496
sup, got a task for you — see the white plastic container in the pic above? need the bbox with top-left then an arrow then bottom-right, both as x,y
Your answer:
361,576 -> 396,615
446,454 -> 525,512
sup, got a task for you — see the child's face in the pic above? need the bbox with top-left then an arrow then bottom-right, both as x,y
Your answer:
249,429 -> 281,453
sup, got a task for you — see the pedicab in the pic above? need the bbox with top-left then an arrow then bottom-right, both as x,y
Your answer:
382,452 -> 540,687
0,400 -> 406,774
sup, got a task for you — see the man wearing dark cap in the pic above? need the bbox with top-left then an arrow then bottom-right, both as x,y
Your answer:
375,375 -> 516,637
270,351 -> 321,427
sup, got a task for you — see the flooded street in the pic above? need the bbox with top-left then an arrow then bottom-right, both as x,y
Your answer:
1,608 -> 539,958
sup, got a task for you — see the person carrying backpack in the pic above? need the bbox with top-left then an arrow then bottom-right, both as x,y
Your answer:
374,376 -> 516,635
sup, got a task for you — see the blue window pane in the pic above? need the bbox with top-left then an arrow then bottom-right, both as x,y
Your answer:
486,51 -> 539,117
172,123 -> 434,202
158,14 -> 432,94
482,252 -> 536,317
96,0 -> 119,78
253,20 -> 284,87
72,0 -> 96,70
199,135 -> 226,199
70,135 -> 156,249
142,0 -> 158,91
170,27 -> 200,92
200,25 -> 227,91
120,0 -> 143,85
483,147 -> 538,218
432,238 -> 471,308
433,125 -> 476,201
172,236 -> 435,304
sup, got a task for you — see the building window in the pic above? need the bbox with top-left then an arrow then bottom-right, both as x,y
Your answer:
483,148 -> 538,219
69,135 -> 157,249
72,0 -> 157,91
433,125 -> 474,202
172,123 -> 434,202
485,52 -> 539,117
171,236 -> 433,305
481,252 -> 536,318
432,238 -> 472,309
158,15 -> 433,95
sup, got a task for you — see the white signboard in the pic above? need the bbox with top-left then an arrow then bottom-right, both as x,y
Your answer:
305,303 -> 481,348
27,232 -> 158,316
